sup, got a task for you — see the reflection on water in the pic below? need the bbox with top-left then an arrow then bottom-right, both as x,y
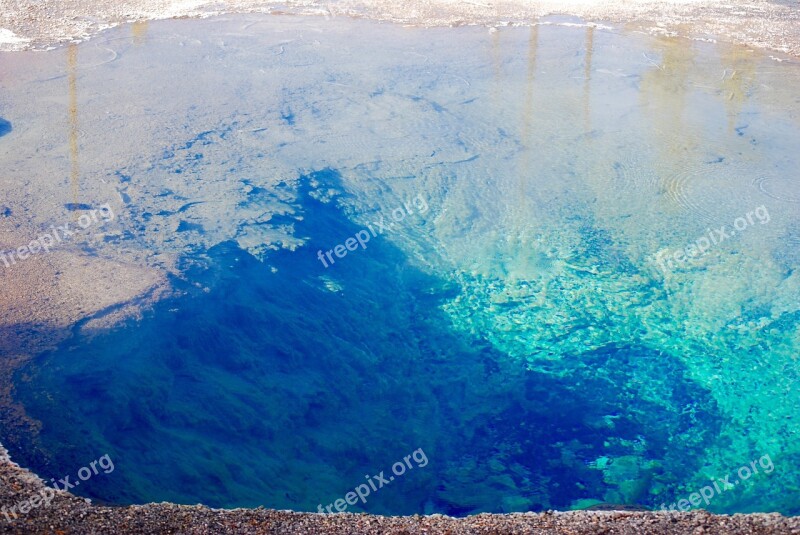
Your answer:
583,26 -> 594,132
0,15 -> 799,517
719,41 -> 757,134
132,21 -> 149,46
517,24 -> 538,256
640,36 -> 699,216
67,43 -> 80,220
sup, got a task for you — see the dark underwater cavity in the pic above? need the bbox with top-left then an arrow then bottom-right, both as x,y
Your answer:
10,169 -> 723,515
64,203 -> 94,211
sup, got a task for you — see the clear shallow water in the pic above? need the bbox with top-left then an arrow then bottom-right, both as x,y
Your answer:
2,14 -> 800,516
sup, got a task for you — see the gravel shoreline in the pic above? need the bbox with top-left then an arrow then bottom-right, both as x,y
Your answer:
1,0 -> 800,57
2,443 -> 799,534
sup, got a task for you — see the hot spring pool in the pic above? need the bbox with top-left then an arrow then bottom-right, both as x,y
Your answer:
1,13 -> 799,517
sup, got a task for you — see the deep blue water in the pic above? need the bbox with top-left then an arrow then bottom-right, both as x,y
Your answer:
0,118 -> 10,138
13,170 -> 726,514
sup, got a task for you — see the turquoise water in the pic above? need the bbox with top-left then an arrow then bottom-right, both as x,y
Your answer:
2,15 -> 800,516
